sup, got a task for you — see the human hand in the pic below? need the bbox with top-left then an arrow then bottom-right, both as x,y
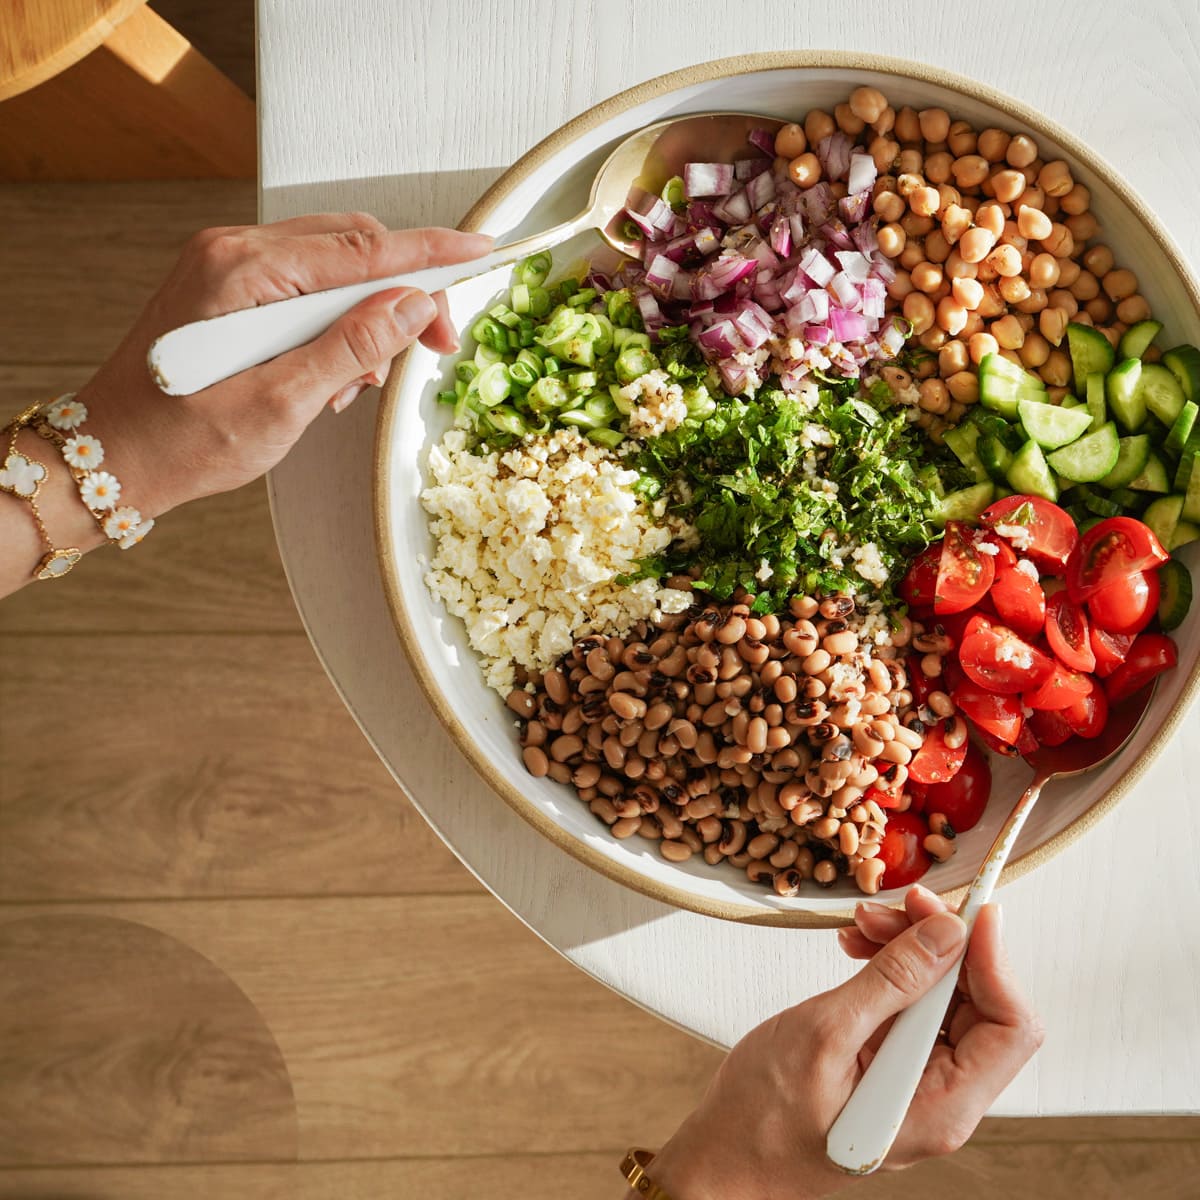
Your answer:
648,887 -> 1043,1200
75,212 -> 492,518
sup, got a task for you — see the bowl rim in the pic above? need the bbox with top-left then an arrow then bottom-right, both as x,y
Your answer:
375,49 -> 1200,927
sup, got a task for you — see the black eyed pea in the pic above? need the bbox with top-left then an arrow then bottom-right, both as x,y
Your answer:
611,816 -> 641,839
855,857 -> 886,894
746,859 -> 778,886
773,869 -> 803,898
813,859 -> 839,888
924,833 -> 956,862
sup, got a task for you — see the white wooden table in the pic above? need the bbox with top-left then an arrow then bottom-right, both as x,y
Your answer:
259,0 -> 1200,1114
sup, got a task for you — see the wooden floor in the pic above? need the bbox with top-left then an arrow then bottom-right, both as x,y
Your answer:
0,15 -> 1198,1195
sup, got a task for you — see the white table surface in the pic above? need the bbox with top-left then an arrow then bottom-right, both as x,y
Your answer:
258,0 -> 1200,1114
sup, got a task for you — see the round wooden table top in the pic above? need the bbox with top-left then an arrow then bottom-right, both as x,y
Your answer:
0,0 -> 146,101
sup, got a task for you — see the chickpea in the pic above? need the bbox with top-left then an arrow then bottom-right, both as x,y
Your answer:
958,226 -> 997,264
1058,182 -> 1090,216
1040,348 -> 1073,387
946,369 -> 979,404
872,106 -> 896,136
788,152 -> 822,188
935,296 -> 968,335
922,231 -> 951,267
804,109 -> 836,145
849,85 -> 888,123
904,291 -> 936,334
899,240 -> 926,271
918,377 -> 951,413
943,249 -> 976,280
910,185 -> 942,217
914,355 -> 938,379
1040,223 -> 1074,258
936,182 -> 962,212
969,331 -> 1000,363
991,168 -> 1027,204
1039,306 -> 1069,346
1068,269 -> 1100,302
896,172 -> 923,198
986,243 -> 1023,277
1029,252 -> 1061,289
774,123 -> 807,159
874,190 -> 905,223
1042,193 -> 1062,218
1103,267 -> 1139,301
1055,257 -> 1081,288
1038,160 -> 1074,197
972,127 -> 1007,163
947,120 -> 977,156
1083,244 -> 1115,277
917,153 -> 951,187
897,148 -> 924,176
1085,295 -> 1114,324
999,274 -> 1032,305
974,201 -> 1006,238
894,105 -> 922,143
918,107 -> 951,143
1015,286 -> 1048,314
909,261 -> 943,294
951,154 -> 990,189
869,136 -> 900,173
1066,211 -> 1099,243
939,339 -> 969,375
990,313 -> 1026,349
1018,330 -> 1051,368
834,102 -> 866,135
1006,133 -> 1039,168
977,282 -> 1006,316
941,204 -> 972,244
952,276 -> 984,310
1117,294 -> 1151,324
1051,290 -> 1081,318
1145,344 -> 1163,363
998,348 -> 1024,368
901,211 -> 935,238
1015,205 -> 1051,241
1019,184 -> 1045,211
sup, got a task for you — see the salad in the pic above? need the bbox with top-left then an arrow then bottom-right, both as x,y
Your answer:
420,85 -> 1194,895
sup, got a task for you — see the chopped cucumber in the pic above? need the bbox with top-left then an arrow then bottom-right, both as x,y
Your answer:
1060,397 -> 1084,409
918,464 -> 946,499
1163,344 -> 1200,404
1045,421 -> 1120,483
1140,362 -> 1188,425
1007,439 -> 1058,501
1173,431 -> 1200,490
1166,401 -> 1199,456
979,435 -> 1015,484
1019,399 -> 1093,449
1085,373 -> 1107,433
1108,487 -> 1149,514
1068,322 -> 1115,395
978,353 -> 1047,419
943,423 -> 990,483
1096,434 -> 1152,489
934,481 -> 996,525
1119,319 -> 1163,360
1183,456 -> 1200,524
1170,522 -> 1200,551
1130,451 -> 1171,493
1106,358 -> 1146,431
1083,491 -> 1121,518
1143,494 -> 1184,549
1157,559 -> 1194,630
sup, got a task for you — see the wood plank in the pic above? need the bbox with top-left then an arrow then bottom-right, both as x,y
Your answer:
0,636 -> 475,900
150,0 -> 256,98
0,181 -> 255,363
0,899 -> 724,1162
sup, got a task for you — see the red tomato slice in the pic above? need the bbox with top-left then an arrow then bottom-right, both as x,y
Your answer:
958,614 -> 1056,695
1087,569 -> 1160,636
1103,633 -> 1178,704
1066,517 -> 1169,603
982,532 -> 1018,570
990,557 -> 1046,639
1062,680 -> 1108,739
935,522 -> 996,615
950,680 -> 1025,744
877,811 -> 933,889
907,653 -> 936,706
981,494 -> 1078,572
1045,592 -> 1096,672
917,741 -> 992,833
908,718 -> 969,784
1024,662 -> 1093,711
1091,627 -> 1133,678
900,540 -> 942,611
1028,707 -> 1074,747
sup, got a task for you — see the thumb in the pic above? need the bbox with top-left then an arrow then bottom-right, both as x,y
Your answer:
834,911 -> 967,1041
259,286 -> 438,411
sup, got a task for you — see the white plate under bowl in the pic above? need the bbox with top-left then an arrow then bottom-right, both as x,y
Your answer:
377,52 -> 1200,926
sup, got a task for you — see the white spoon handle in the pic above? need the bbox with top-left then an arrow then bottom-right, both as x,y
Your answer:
824,774 -> 1046,1175
147,214 -> 591,397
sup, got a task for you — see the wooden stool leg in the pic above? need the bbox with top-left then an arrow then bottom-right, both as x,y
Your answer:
0,6 -> 256,181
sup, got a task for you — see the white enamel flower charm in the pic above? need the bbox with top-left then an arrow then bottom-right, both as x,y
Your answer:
63,434 -> 104,470
36,547 -> 82,580
118,516 -> 154,549
103,506 -> 142,540
44,395 -> 88,431
0,452 -> 47,498
80,470 -> 121,510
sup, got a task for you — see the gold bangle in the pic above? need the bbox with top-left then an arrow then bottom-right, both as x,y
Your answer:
0,407 -> 82,580
619,1149 -> 674,1200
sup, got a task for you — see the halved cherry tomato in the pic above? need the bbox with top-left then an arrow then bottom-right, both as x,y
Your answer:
916,740 -> 992,833
1066,517 -> 1169,603
908,718 -> 969,784
876,810 -> 933,888
1062,680 -> 1108,739
1028,707 -> 1074,747
1087,569 -> 1160,636
1023,662 -> 1093,711
1045,592 -> 1096,672
1103,633 -> 1178,704
900,540 -> 942,611
974,727 -> 1022,757
1091,627 -> 1133,678
905,782 -> 929,814
907,653 -> 936,706
990,557 -> 1046,639
935,521 -> 996,615
950,679 -> 1025,744
981,494 -> 1078,572
958,614 -> 1055,695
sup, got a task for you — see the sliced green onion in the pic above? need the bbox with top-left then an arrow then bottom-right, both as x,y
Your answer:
606,289 -> 642,330
473,361 -> 512,408
516,317 -> 536,347
509,358 -> 540,388
474,343 -> 504,369
568,370 -> 598,391
568,287 -> 597,309
437,389 -> 458,406
485,405 -> 527,436
471,315 -> 508,353
527,376 -> 570,412
661,175 -> 685,211
616,344 -> 659,384
559,278 -> 578,298
510,283 -> 531,314
528,286 -> 552,318
620,218 -> 643,241
588,427 -> 626,449
455,360 -> 478,384
611,382 -> 633,415
516,251 -> 552,288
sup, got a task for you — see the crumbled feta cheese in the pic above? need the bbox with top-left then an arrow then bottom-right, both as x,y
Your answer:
620,369 -> 689,439
994,522 -> 1034,551
851,542 -> 890,587
1015,558 -> 1040,581
976,540 -> 999,557
755,559 -> 774,583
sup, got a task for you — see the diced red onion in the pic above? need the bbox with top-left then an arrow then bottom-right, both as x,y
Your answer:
788,213 -> 806,245
645,254 -> 679,295
693,227 -> 721,256
748,127 -> 777,156
636,288 -> 665,331
684,162 -> 735,198
733,306 -> 772,350
851,222 -> 878,256
830,272 -> 860,309
694,253 -> 757,299
718,362 -> 750,394
861,278 -> 886,319
805,324 -> 832,346
712,189 -> 752,224
847,152 -> 877,196
820,220 -> 855,251
699,320 -> 741,356
746,238 -> 780,273
672,270 -> 694,302
829,307 -> 868,343
734,157 -> 771,181
834,250 -> 872,284
661,233 -> 697,263
815,131 -> 853,182
745,169 -> 776,212
880,319 -> 908,355
838,192 -> 871,225
870,254 -> 897,284
802,181 -> 834,224
769,216 -> 792,258
798,246 -> 835,287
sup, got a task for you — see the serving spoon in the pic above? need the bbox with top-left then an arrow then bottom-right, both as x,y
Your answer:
825,684 -> 1156,1176
148,111 -> 783,397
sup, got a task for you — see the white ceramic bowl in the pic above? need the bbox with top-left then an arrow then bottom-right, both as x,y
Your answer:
377,52 -> 1200,926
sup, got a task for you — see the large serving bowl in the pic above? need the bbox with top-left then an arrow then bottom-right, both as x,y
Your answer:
376,52 -> 1200,926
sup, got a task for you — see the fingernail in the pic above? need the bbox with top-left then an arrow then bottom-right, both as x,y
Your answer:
910,883 -> 937,901
366,366 -> 388,388
394,292 -> 438,334
330,381 -> 367,413
917,912 -> 967,956
857,900 -> 891,916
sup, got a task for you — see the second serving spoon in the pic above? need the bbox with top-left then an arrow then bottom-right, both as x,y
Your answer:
148,111 -> 783,397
